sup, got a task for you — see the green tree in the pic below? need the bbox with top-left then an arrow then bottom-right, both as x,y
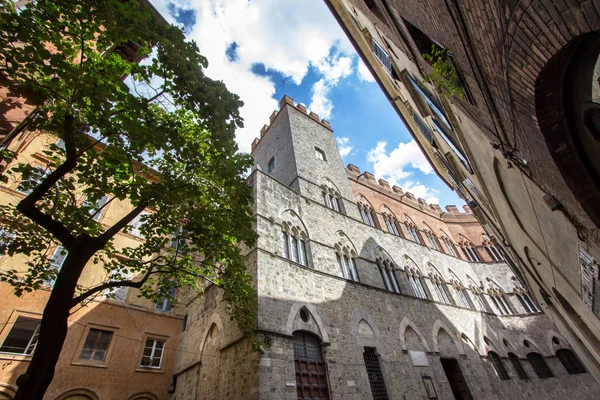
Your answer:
422,45 -> 465,100
0,1 -> 257,399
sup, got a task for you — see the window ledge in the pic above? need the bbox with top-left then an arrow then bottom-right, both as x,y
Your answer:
0,353 -> 32,362
71,361 -> 108,369
136,367 -> 165,374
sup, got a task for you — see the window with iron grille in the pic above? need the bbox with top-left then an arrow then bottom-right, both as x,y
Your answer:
526,353 -> 554,378
508,353 -> 528,380
363,347 -> 389,400
556,349 -> 586,374
293,332 -> 323,360
488,351 -> 510,380
413,111 -> 433,144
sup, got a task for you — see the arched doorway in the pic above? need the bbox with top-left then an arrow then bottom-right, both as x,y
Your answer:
292,331 -> 330,399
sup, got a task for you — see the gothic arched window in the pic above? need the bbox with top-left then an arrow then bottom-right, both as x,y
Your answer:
376,258 -> 400,293
406,267 -> 427,299
357,196 -> 377,227
556,349 -> 586,374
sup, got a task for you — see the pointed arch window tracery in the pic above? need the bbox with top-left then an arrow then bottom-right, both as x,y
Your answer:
357,196 -> 377,227
281,218 -> 309,267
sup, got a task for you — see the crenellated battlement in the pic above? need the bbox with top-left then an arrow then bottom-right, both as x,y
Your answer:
250,95 -> 333,153
345,164 -> 473,216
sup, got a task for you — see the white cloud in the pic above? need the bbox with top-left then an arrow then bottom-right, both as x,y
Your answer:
149,0 -> 355,152
367,140 -> 439,204
308,54 -> 352,119
336,137 -> 353,157
357,59 -> 375,83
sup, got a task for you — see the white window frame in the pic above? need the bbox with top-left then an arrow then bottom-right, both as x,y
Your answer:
84,195 -> 110,222
155,288 -> 177,312
140,338 -> 165,369
0,316 -> 41,355
46,245 -> 68,285
129,211 -> 150,237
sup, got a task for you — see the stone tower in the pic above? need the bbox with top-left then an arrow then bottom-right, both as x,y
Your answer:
172,96 -> 600,400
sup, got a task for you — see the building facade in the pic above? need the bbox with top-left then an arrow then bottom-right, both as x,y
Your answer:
171,96 -> 600,400
0,130 -> 184,400
323,0 -> 600,382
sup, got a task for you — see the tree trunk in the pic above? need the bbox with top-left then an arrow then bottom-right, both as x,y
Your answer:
13,239 -> 96,400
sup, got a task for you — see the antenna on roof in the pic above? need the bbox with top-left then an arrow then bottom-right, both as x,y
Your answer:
282,78 -> 287,96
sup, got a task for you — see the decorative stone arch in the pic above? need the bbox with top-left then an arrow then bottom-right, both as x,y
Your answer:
399,317 -> 430,352
482,333 -> 505,357
403,255 -> 422,277
431,320 -> 464,355
520,335 -> 546,356
321,178 -> 344,213
457,233 -> 474,246
535,31 -> 600,229
54,388 -> 101,400
485,277 -> 508,295
333,230 -> 358,258
373,246 -> 400,270
448,269 -> 465,289
499,335 -> 521,358
199,313 -> 224,355
126,392 -> 159,400
0,384 -> 16,400
321,177 -> 342,198
460,333 -> 482,355
356,194 -> 375,210
547,331 -> 570,354
351,310 -> 380,347
280,209 -> 310,241
426,262 -> 445,282
380,204 -> 397,219
285,302 -> 329,343
466,274 -> 481,289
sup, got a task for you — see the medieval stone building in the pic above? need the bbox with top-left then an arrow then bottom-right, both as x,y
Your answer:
171,96 -> 600,400
323,0 -> 600,383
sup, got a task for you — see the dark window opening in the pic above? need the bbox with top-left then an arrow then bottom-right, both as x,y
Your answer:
508,353 -> 528,380
527,353 -> 554,378
0,316 -> 40,355
488,351 -> 510,380
556,349 -> 586,374
267,157 -> 275,173
402,18 -> 442,59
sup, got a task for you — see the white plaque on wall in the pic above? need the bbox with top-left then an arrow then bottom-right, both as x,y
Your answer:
409,350 -> 429,367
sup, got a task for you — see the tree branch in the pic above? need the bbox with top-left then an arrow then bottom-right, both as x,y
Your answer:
96,199 -> 148,244
70,267 -> 158,306
16,115 -> 79,248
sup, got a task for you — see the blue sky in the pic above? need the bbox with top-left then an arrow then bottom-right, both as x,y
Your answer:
149,0 -> 465,208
